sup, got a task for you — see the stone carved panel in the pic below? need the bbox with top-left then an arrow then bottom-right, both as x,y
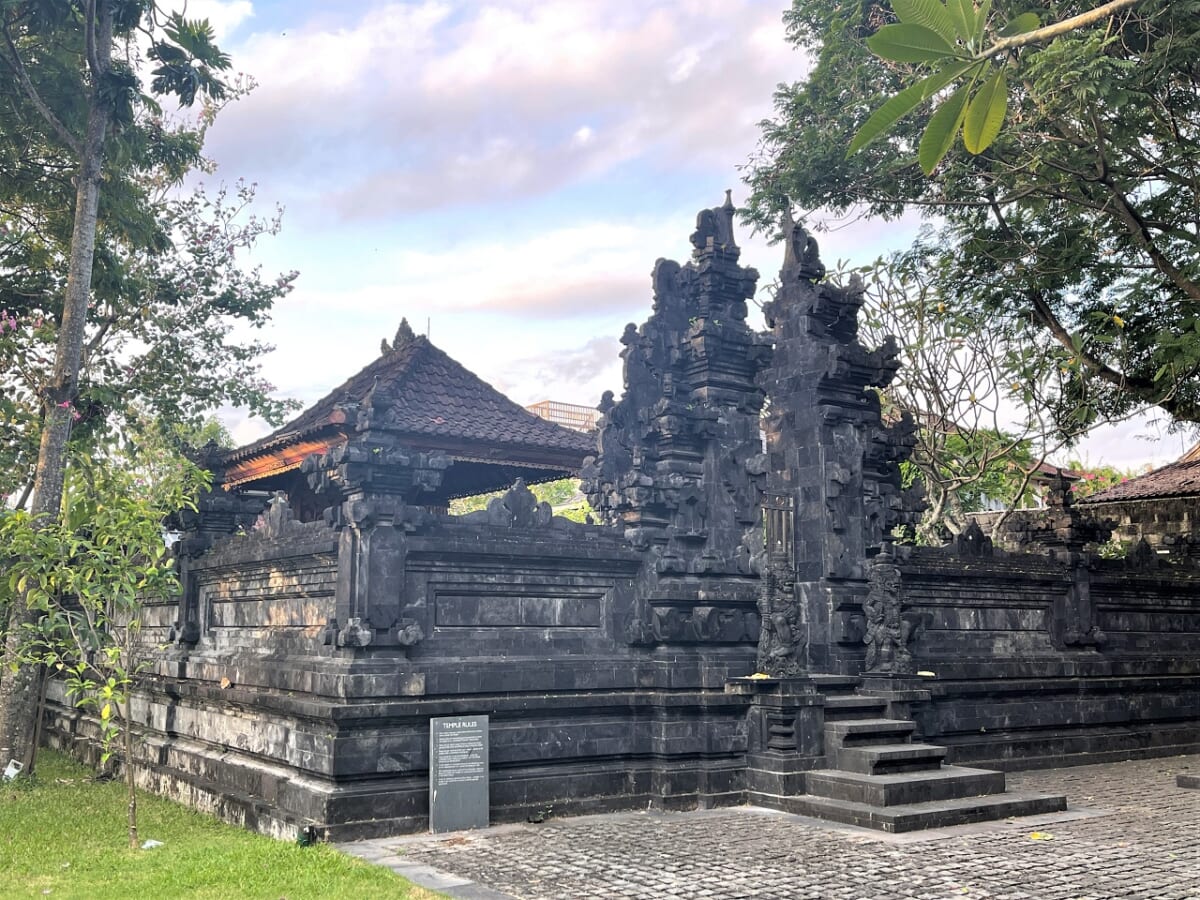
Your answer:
458,479 -> 557,529
756,558 -> 804,677
862,547 -> 920,675
304,439 -> 449,509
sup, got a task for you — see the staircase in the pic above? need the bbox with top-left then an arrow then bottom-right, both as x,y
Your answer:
794,675 -> 1067,833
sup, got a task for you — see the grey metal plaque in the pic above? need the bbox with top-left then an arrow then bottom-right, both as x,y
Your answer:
429,715 -> 489,832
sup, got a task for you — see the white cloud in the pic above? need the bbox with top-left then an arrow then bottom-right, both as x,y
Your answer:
1073,414 -> 1192,470
202,0 -> 800,217
172,0 -> 255,41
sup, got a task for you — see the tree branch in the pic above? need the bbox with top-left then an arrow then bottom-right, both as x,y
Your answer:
0,17 -> 83,155
83,0 -> 101,83
977,0 -> 1142,62
1095,176 -> 1200,301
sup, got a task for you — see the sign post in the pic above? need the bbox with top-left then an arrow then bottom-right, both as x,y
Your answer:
429,715 -> 489,832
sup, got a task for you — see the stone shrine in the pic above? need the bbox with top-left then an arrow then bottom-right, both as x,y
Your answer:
40,197 -> 1200,840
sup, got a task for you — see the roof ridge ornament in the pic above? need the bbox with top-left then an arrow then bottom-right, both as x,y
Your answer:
394,317 -> 416,348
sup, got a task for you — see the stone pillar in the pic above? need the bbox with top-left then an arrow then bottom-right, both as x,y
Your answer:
726,677 -> 825,799
758,214 -> 921,673
582,193 -> 773,655
305,434 -> 448,650
170,481 -> 265,647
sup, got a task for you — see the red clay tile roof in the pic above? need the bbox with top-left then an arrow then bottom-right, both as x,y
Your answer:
222,334 -> 596,466
1078,458 -> 1200,504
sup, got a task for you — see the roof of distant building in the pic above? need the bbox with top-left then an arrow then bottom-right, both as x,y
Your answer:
1078,457 -> 1200,504
525,399 -> 599,433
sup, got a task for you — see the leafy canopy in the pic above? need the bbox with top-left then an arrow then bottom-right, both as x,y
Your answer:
0,3 -> 298,506
746,1 -> 1200,433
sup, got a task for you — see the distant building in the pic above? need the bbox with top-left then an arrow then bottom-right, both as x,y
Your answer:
1076,442 -> 1200,554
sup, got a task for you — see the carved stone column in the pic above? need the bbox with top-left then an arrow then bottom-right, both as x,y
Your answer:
170,486 -> 265,646
581,193 -> 773,652
758,214 -> 922,673
305,433 -> 448,650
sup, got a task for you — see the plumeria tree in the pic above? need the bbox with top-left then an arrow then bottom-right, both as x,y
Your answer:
845,244 -> 1097,540
747,1 -> 1200,431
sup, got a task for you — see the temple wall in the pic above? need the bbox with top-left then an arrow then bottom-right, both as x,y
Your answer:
43,504 -> 761,840
1088,498 -> 1200,556
893,549 -> 1200,770
974,498 -> 1200,559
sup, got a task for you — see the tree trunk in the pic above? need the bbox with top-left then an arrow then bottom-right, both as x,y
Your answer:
0,4 -> 113,771
124,694 -> 137,849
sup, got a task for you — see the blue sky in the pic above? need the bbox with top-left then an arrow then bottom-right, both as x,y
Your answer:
183,0 -> 1187,469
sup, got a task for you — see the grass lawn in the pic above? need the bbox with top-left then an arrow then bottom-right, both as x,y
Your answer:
0,750 -> 440,900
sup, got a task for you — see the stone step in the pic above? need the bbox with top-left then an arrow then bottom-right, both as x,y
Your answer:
809,674 -> 861,694
822,695 -> 889,719
834,742 -> 946,775
805,765 -> 1007,807
1178,774 -> 1199,790
788,790 -> 1068,833
826,718 -> 915,747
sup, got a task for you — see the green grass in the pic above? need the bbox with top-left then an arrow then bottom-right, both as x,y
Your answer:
0,751 -> 439,900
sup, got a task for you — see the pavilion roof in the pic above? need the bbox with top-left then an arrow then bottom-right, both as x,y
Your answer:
217,328 -> 596,489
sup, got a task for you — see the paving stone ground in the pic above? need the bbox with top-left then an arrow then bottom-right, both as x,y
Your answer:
339,754 -> 1200,900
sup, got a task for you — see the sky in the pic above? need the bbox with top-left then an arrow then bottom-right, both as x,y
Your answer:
182,0 -> 1188,470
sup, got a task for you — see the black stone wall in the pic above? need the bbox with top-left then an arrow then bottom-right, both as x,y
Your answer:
894,547 -> 1200,769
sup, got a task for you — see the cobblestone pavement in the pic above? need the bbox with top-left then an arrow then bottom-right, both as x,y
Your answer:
341,754 -> 1200,900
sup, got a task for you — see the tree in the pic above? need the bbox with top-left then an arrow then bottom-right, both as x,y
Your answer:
1,423 -> 208,846
746,0 -> 1200,431
845,247 -> 1091,539
1,175 -> 297,505
0,1 -> 243,771
849,0 -> 1142,172
1064,458 -> 1151,500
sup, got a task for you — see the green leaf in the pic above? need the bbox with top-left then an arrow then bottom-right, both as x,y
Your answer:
946,0 -> 976,41
977,0 -> 994,40
963,68 -> 1007,154
848,60 -> 976,156
919,79 -> 971,174
867,24 -> 960,63
998,12 -> 1040,37
891,0 -> 958,46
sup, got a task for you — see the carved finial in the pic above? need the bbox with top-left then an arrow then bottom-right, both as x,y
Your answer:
690,193 -> 739,253
394,317 -> 416,348
718,189 -> 738,250
781,210 -> 825,282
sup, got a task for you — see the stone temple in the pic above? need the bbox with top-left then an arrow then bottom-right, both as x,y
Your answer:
44,196 -> 1200,838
